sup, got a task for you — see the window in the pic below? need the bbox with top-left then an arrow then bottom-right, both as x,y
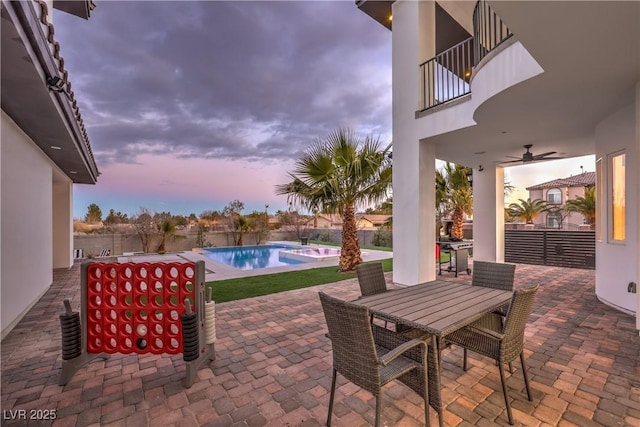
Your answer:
546,213 -> 561,229
610,152 -> 625,241
547,188 -> 562,204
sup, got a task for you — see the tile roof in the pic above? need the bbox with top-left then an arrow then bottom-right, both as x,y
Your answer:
35,0 -> 98,172
526,171 -> 595,190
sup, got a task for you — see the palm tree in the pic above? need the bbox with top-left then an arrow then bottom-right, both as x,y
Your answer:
438,162 -> 473,239
157,219 -> 176,253
507,198 -> 549,224
565,186 -> 596,229
275,128 -> 392,272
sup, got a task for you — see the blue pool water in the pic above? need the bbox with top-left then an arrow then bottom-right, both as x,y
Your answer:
201,244 -> 303,270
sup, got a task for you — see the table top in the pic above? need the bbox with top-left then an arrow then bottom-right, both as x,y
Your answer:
355,280 -> 512,337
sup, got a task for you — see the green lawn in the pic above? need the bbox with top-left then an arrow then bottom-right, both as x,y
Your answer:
206,257 -> 392,303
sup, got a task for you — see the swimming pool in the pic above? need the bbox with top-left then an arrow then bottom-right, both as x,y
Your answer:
279,247 -> 342,262
201,244 -> 303,270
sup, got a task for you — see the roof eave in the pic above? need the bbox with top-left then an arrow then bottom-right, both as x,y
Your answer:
1,0 -> 99,184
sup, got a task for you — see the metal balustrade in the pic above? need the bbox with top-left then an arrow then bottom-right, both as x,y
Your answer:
419,37 -> 473,111
419,1 -> 513,112
473,0 -> 513,66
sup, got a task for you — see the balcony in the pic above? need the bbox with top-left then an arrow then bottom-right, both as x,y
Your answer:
419,0 -> 512,111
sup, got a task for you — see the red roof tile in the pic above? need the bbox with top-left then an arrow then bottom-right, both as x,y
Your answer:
526,172 -> 595,190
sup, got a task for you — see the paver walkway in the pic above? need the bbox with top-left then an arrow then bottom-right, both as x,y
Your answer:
1,262 -> 639,426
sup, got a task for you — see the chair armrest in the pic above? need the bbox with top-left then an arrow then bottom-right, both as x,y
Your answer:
379,335 -> 430,367
466,324 -> 504,340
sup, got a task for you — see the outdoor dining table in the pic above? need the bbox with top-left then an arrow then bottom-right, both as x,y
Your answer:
354,279 -> 513,426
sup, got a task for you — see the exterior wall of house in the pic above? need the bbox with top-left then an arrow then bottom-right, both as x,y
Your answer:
438,1 -> 475,35
391,0 -> 437,286
315,217 -> 332,229
53,179 -> 73,268
1,111 -> 54,339
392,4 -> 543,285
473,166 -> 505,262
595,101 -> 638,315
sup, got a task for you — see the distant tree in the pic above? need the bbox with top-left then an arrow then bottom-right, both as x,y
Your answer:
104,209 -> 128,225
565,186 -> 596,229
188,213 -> 198,222
131,208 -> 158,253
277,209 -> 311,240
222,200 -> 245,245
85,203 -> 102,223
507,198 -> 549,224
195,224 -> 208,248
157,219 -> 176,253
200,210 -> 223,221
368,197 -> 393,215
172,215 -> 188,227
247,210 -> 270,244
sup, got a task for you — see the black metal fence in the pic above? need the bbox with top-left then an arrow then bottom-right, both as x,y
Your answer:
505,229 -> 595,269
473,0 -> 513,66
419,1 -> 513,112
419,37 -> 473,111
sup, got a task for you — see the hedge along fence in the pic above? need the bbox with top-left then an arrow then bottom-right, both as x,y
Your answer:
504,229 -> 595,269
73,228 -> 393,257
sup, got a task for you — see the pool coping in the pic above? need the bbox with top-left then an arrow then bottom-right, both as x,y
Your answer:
117,241 -> 393,282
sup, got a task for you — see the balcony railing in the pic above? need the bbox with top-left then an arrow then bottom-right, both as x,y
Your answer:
419,37 -> 473,111
419,0 -> 513,112
473,0 -> 513,66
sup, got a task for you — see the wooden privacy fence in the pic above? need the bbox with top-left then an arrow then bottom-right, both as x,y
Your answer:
505,229 -> 595,269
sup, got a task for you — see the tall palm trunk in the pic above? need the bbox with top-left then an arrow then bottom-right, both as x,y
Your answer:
451,207 -> 465,239
340,205 -> 361,271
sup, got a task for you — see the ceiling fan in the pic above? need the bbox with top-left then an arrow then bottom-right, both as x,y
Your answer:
501,144 -> 564,164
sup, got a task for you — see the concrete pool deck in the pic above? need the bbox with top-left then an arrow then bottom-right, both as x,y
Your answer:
116,242 -> 393,281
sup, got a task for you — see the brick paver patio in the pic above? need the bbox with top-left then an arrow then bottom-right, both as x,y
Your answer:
1,262 -> 639,426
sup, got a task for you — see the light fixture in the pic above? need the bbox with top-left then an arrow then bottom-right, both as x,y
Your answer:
47,76 -> 65,92
388,14 -> 393,22
50,145 -> 62,150
69,170 -> 77,174
478,165 -> 484,172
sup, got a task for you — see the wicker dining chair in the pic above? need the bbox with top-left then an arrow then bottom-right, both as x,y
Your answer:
472,261 -> 516,291
318,292 -> 432,427
355,262 -> 412,332
472,261 -> 516,320
446,285 -> 539,425
356,262 -> 388,296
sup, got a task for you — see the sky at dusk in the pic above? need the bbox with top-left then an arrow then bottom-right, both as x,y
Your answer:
55,1 -> 594,220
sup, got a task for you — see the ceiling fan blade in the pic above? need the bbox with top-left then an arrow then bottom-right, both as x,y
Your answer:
535,156 -> 564,161
498,159 -> 525,164
504,155 -> 523,160
532,151 -> 557,159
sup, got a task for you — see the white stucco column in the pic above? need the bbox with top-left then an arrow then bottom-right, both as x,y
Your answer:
636,81 -> 640,330
52,179 -> 73,268
391,1 -> 437,286
472,165 -> 504,262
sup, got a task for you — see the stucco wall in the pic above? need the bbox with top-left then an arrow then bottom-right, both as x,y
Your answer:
73,229 -> 392,257
1,111 -> 54,339
595,102 -> 638,314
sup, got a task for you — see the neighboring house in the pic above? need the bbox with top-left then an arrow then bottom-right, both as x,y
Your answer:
1,1 -> 99,339
357,1 -> 639,325
526,172 -> 596,229
307,213 -> 343,229
356,214 -> 391,229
